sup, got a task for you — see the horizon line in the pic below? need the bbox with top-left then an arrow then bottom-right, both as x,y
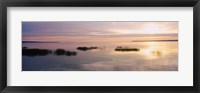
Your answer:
22,39 -> 178,43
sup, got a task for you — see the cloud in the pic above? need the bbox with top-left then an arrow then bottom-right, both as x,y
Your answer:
22,21 -> 178,37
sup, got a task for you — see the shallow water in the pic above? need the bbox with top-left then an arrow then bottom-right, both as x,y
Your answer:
22,41 -> 178,71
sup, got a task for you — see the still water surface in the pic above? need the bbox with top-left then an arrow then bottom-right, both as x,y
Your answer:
22,41 -> 178,71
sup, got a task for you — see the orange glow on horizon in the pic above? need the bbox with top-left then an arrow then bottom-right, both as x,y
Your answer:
23,35 -> 177,43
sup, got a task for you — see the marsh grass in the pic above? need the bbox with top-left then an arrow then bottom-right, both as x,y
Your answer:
22,46 -> 141,57
54,49 -> 77,56
77,47 -> 98,51
23,47 -> 77,57
115,46 -> 140,52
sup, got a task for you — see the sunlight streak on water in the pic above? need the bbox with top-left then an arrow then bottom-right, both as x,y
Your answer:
22,41 -> 178,71
141,42 -> 163,59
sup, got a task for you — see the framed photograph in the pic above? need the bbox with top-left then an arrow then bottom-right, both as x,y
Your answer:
0,0 -> 199,93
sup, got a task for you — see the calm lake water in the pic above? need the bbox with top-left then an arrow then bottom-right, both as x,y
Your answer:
22,41 -> 178,71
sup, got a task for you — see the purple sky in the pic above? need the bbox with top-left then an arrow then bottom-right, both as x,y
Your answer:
22,21 -> 178,42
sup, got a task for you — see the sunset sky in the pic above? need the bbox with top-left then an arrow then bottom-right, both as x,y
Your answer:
22,22 -> 178,42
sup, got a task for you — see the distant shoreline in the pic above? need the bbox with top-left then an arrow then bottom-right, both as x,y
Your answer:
132,40 -> 178,42
22,41 -> 59,43
22,40 -> 178,43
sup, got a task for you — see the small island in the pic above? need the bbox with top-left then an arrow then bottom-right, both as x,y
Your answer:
22,47 -> 51,56
115,46 -> 140,52
54,49 -> 77,56
77,47 -> 98,51
22,47 -> 77,56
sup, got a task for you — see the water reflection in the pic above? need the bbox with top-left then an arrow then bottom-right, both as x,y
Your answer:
152,51 -> 162,56
140,42 -> 163,59
22,41 -> 178,71
23,44 -> 163,58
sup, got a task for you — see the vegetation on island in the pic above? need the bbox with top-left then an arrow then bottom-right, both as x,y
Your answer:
22,47 -> 51,56
22,47 -> 77,57
23,45 -> 142,57
77,47 -> 98,51
54,49 -> 77,56
115,46 -> 140,52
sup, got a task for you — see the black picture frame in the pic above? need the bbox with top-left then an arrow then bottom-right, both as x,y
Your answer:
0,0 -> 199,93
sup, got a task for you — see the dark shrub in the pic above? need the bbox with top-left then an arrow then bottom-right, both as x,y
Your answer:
77,47 -> 98,51
22,48 -> 51,57
22,47 -> 28,50
115,47 -> 140,52
22,47 -> 77,57
54,49 -> 77,56
65,51 -> 77,56
54,49 -> 66,55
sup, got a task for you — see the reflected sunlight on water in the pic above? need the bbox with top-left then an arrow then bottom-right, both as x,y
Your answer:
141,42 -> 163,59
22,41 -> 178,71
